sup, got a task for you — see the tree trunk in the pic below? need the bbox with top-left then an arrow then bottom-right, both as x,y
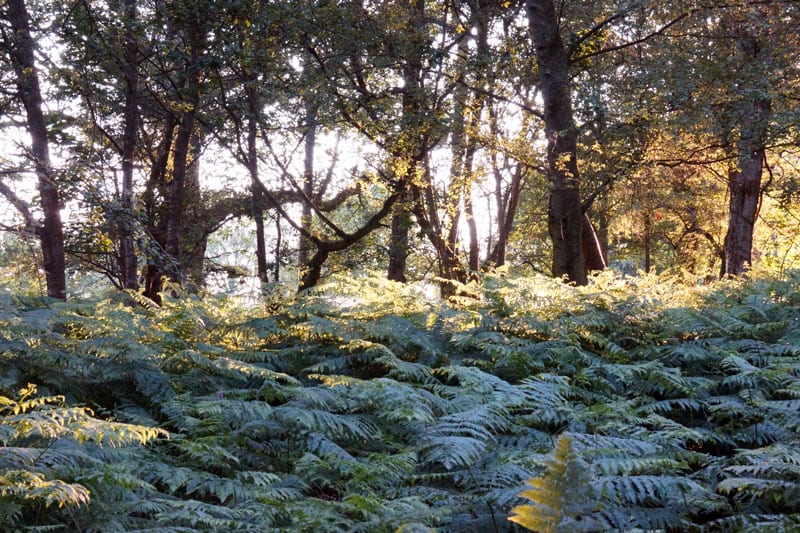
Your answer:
527,0 -> 586,285
142,117 -> 176,303
298,95 -> 317,281
119,0 -> 139,290
6,0 -> 66,299
164,107 -> 199,283
298,188 -> 402,292
582,213 -> 607,274
643,210 -> 652,273
247,116 -> 269,284
721,37 -> 770,276
488,106 -> 524,268
273,213 -> 282,282
721,104 -> 768,276
410,177 -> 467,297
387,193 -> 410,282
464,184 -> 480,273
180,140 -> 205,288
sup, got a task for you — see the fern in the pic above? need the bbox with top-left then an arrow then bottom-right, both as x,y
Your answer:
508,434 -> 598,532
4,270 -> 800,530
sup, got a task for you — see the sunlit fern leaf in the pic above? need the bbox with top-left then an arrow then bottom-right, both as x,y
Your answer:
376,353 -> 437,384
0,470 -> 91,508
190,398 -> 275,429
124,289 -> 160,310
508,435 -> 598,533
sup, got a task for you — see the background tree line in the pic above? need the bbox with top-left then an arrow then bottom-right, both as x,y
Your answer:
1,0 -> 799,300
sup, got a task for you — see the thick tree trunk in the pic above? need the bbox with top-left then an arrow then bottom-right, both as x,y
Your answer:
721,115 -> 767,276
720,12 -> 771,277
6,0 -> 66,299
528,0 -> 586,285
387,194 -> 410,283
119,0 -> 139,290
722,94 -> 769,274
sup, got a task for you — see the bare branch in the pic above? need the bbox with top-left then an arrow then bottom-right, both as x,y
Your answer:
0,179 -> 36,231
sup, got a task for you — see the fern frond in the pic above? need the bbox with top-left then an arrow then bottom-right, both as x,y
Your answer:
508,435 -> 597,533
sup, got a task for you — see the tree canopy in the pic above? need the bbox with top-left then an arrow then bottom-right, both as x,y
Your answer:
0,0 -> 798,296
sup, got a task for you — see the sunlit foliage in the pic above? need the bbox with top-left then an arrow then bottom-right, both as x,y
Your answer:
2,269 -> 800,530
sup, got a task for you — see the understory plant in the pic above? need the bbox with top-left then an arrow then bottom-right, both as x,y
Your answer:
0,269 -> 799,531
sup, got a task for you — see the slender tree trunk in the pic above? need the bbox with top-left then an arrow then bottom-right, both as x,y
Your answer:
446,34 -> 469,275
273,213 -> 281,282
527,0 -> 586,285
448,34 -> 482,274
6,0 -> 66,299
247,115 -> 269,284
142,117 -> 176,302
180,140 -> 205,288
488,106 -> 524,268
411,175 -> 467,296
643,210 -> 652,273
463,150 -> 480,272
298,95 -> 317,281
164,106 -> 199,283
119,0 -> 139,290
581,213 -> 607,273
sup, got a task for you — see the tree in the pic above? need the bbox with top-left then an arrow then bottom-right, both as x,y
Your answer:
119,0 -> 139,290
527,0 -> 586,284
1,0 -> 66,299
720,6 -> 774,276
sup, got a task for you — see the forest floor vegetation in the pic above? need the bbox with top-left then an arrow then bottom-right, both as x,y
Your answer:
2,269 -> 800,531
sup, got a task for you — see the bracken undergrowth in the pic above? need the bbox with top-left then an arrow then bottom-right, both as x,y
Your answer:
1,268 -> 800,531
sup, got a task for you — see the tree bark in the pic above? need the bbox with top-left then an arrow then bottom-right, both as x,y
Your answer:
721,100 -> 769,276
6,0 -> 66,299
582,213 -> 607,273
299,189 -> 403,291
164,104 -> 199,283
488,106 -> 524,268
247,115 -> 269,284
721,32 -> 770,276
528,0 -> 586,285
387,193 -> 410,283
298,95 -> 317,282
142,116 -> 176,303
119,0 -> 139,290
